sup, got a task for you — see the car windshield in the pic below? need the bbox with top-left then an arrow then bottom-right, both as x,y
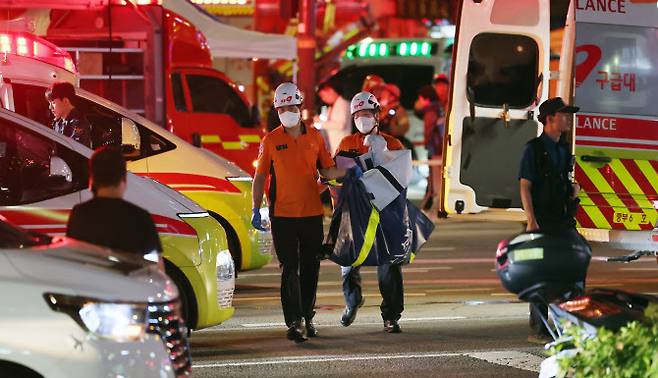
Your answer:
0,219 -> 52,248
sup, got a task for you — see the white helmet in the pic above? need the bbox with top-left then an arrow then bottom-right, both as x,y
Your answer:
350,91 -> 380,115
273,82 -> 303,108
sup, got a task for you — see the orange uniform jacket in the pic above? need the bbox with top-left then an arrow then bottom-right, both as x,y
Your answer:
256,124 -> 335,217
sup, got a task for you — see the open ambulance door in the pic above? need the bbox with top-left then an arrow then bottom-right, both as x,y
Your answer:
569,0 -> 658,248
442,0 -> 551,215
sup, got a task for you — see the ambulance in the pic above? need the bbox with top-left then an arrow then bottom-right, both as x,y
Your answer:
0,103 -> 235,331
41,2 -> 264,175
443,0 -> 658,250
0,31 -> 272,273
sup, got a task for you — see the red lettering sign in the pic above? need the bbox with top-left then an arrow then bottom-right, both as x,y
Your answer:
595,70 -> 636,92
575,45 -> 602,87
576,115 -> 658,144
576,0 -> 626,13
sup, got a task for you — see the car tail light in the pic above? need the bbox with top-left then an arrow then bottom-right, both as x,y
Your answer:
0,32 -> 76,73
559,296 -> 622,318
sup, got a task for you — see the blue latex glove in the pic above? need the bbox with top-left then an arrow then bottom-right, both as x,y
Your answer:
251,208 -> 266,231
349,165 -> 363,179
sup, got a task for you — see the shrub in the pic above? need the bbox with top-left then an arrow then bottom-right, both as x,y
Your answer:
550,304 -> 658,377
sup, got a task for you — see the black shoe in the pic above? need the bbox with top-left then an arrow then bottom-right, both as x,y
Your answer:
383,319 -> 401,333
304,318 -> 318,337
286,321 -> 308,343
340,297 -> 365,327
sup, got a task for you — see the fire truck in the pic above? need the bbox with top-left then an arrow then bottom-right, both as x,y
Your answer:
443,0 -> 658,250
29,1 -> 264,175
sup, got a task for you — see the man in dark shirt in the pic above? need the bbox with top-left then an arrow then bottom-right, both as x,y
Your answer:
46,82 -> 92,148
67,146 -> 163,269
518,97 -> 582,343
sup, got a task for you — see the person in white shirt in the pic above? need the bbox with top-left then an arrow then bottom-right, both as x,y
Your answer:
317,81 -> 352,155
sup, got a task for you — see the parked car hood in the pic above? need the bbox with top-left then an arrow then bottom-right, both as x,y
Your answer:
2,237 -> 178,303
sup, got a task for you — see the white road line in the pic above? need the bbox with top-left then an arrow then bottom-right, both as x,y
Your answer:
402,316 -> 466,321
468,350 -> 543,373
239,317 -> 466,329
214,316 -> 466,330
192,349 -> 541,372
196,314 -> 530,333
238,267 -> 453,278
192,352 -> 463,368
234,292 -> 427,301
240,322 -> 285,328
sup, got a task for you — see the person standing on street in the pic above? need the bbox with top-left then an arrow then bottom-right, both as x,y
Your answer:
67,146 -> 163,271
415,85 -> 444,213
251,82 -> 347,343
335,91 -> 406,334
518,97 -> 583,342
377,83 -> 413,154
432,73 -> 450,111
317,80 -> 352,154
46,82 -> 92,148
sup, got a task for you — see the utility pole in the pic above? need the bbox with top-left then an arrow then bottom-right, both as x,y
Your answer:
297,0 -> 316,118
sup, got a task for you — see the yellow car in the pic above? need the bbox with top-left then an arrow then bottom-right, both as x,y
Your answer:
0,39 -> 260,330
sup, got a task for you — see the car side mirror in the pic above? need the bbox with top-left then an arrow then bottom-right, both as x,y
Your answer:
121,118 -> 141,153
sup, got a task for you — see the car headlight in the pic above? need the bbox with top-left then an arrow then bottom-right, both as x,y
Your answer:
216,251 -> 234,282
44,293 -> 148,342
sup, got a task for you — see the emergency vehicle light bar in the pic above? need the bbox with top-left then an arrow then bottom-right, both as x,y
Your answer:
0,32 -> 76,74
345,41 -> 437,60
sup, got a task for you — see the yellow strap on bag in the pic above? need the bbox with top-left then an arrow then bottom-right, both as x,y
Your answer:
352,208 -> 380,267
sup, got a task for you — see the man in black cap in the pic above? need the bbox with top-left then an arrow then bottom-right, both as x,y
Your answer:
518,97 -> 583,342
46,82 -> 92,148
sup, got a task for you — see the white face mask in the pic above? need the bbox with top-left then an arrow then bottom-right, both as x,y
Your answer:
355,116 -> 376,134
279,111 -> 300,128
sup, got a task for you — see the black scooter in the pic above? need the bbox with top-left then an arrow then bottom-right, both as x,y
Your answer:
495,232 -> 658,377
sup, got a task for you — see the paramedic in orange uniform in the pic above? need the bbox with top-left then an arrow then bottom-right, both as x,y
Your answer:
335,91 -> 405,334
251,82 -> 347,343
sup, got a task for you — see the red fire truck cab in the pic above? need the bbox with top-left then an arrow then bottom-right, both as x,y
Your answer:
44,3 -> 262,174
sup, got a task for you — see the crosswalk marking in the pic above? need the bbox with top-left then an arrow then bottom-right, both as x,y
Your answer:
192,349 -> 542,373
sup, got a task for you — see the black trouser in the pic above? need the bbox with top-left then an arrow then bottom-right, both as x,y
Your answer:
271,215 -> 323,327
529,224 -> 588,336
342,263 -> 404,321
